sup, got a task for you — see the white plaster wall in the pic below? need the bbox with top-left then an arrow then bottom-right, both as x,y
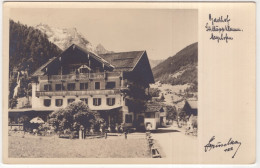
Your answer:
31,82 -> 42,109
32,93 -> 123,111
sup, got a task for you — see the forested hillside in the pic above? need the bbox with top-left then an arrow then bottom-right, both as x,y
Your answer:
9,20 -> 61,74
9,20 -> 62,108
152,42 -> 198,91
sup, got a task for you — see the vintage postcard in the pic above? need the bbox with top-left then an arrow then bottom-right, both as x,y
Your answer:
2,2 -> 256,164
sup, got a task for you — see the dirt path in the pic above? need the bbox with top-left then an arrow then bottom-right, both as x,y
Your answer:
151,124 -> 199,163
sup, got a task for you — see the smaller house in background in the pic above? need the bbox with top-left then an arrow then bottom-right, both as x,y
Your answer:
182,100 -> 197,116
182,100 -> 198,135
142,101 -> 166,130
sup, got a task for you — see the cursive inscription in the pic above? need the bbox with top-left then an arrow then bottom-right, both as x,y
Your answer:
204,136 -> 242,158
205,14 -> 243,43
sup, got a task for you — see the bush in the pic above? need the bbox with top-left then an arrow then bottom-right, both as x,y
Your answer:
9,97 -> 18,109
191,116 -> 197,129
149,88 -> 161,97
166,105 -> 177,121
48,101 -> 104,133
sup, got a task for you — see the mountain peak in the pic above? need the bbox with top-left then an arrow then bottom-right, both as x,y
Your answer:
35,24 -> 112,55
95,43 -> 113,54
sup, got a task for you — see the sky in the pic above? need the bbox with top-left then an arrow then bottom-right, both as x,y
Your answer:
10,8 -> 197,60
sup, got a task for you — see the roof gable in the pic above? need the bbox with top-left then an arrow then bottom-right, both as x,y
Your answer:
32,44 -> 114,76
32,57 -> 57,76
99,51 -> 145,71
75,45 -> 114,68
144,101 -> 164,113
32,44 -> 154,82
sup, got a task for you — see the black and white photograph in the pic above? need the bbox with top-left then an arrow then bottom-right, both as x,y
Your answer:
2,2 -> 256,165
7,7 -> 198,159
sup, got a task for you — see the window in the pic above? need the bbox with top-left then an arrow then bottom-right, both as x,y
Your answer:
44,84 -> 52,91
93,98 -> 101,106
67,83 -> 76,91
44,99 -> 51,107
106,82 -> 116,89
80,83 -> 88,90
95,82 -> 100,90
55,84 -> 65,91
106,98 -> 115,106
79,68 -> 89,73
125,114 -> 132,123
55,99 -> 63,107
67,99 -> 75,104
80,98 -> 88,105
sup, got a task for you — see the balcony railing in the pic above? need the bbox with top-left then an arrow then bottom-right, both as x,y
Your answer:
36,89 -> 121,97
39,72 -> 121,81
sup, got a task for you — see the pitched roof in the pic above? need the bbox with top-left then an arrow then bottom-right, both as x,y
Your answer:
186,100 -> 197,109
144,101 -> 164,113
32,44 -> 147,76
32,44 -> 114,77
32,57 -> 57,76
75,45 -> 114,68
99,51 -> 145,71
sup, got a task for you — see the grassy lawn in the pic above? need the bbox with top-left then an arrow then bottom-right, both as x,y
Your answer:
9,135 -> 150,158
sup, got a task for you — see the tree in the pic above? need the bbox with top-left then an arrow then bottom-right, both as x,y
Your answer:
9,97 -> 18,109
18,115 -> 30,131
48,101 -> 103,132
178,111 -> 188,122
121,84 -> 147,113
149,88 -> 161,97
9,19 -> 62,103
166,105 -> 177,121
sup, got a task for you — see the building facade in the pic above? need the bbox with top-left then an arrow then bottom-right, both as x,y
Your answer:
29,44 -> 154,128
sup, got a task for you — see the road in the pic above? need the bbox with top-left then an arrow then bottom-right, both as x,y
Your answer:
151,124 -> 199,163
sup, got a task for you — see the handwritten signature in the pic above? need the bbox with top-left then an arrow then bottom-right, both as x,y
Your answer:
204,136 -> 242,158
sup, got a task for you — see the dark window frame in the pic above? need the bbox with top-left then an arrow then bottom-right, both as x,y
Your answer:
43,99 -> 51,107
80,98 -> 88,105
67,99 -> 75,104
80,83 -> 88,90
67,83 -> 76,91
106,98 -> 115,106
106,81 -> 116,89
95,82 -> 100,90
55,99 -> 63,107
79,68 -> 89,74
93,98 -> 102,106
55,84 -> 65,91
44,84 -> 52,91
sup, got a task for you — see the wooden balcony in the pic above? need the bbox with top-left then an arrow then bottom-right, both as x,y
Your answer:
39,72 -> 121,81
36,89 -> 121,97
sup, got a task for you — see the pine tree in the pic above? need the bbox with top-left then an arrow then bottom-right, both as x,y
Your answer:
9,19 -> 62,108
